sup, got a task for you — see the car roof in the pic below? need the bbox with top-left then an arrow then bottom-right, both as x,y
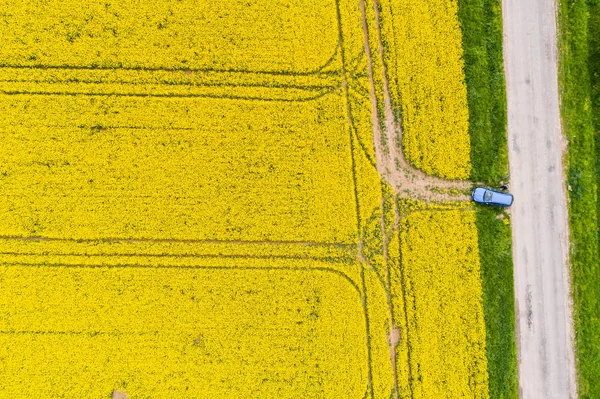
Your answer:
472,187 -> 513,206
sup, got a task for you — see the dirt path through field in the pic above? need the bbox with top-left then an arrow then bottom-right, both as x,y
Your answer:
502,0 -> 578,397
359,0 -> 473,203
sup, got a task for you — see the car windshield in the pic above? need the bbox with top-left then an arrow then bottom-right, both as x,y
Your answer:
484,190 -> 493,202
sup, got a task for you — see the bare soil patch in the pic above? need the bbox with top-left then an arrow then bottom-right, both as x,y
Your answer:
112,390 -> 129,399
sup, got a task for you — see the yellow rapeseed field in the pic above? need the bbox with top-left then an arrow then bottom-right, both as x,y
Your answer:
0,93 -> 358,243
378,0 -> 472,179
1,0 -> 342,73
0,0 -> 491,397
0,266 -> 369,398
396,208 -> 489,398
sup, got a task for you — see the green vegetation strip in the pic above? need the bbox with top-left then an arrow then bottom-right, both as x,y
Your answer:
459,0 -> 509,184
458,0 -> 519,397
558,0 -> 600,397
476,208 -> 518,399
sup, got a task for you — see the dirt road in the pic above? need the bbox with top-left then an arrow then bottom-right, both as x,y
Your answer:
358,0 -> 471,203
502,0 -> 578,397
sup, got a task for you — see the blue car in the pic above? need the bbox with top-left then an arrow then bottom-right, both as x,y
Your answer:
472,187 -> 514,207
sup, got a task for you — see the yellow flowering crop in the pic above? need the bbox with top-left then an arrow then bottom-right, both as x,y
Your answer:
0,92 -> 359,243
0,0 -> 492,397
378,0 -> 472,179
397,209 -> 489,398
1,0 -> 342,74
0,265 -> 369,398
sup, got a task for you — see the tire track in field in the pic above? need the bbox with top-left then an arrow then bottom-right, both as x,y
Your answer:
0,235 -> 354,248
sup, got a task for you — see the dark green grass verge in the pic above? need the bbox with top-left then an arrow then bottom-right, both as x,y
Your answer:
458,1 -> 518,397
458,0 -> 509,185
591,0 -> 600,236
475,208 -> 519,399
558,0 -> 600,397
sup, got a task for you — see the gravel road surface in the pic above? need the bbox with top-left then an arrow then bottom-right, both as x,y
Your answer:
502,0 -> 578,397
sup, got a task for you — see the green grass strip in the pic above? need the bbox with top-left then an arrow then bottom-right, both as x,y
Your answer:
558,0 -> 600,397
458,0 -> 509,185
458,1 -> 519,397
476,208 -> 519,399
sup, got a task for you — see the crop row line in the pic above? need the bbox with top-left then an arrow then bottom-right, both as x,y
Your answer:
0,60 -> 342,78
0,87 -> 342,102
0,78 -> 338,92
0,330 -> 138,336
0,235 -> 354,248
0,251 -> 353,264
